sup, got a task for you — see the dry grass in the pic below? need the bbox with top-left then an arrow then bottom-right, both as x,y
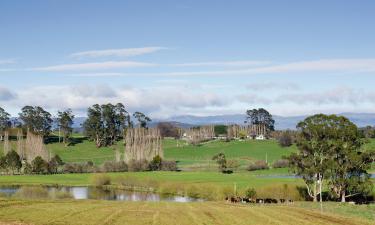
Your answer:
0,199 -> 371,225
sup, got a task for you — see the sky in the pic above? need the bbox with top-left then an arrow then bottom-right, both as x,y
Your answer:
1,0 -> 375,118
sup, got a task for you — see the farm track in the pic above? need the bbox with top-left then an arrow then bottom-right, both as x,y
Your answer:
0,199 -> 371,225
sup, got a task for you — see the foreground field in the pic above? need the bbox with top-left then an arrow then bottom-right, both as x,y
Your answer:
0,199 -> 372,225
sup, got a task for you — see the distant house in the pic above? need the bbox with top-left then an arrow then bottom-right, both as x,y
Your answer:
255,134 -> 265,140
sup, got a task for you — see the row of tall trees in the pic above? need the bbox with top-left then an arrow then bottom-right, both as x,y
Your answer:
1,105 -> 151,148
1,106 -> 75,143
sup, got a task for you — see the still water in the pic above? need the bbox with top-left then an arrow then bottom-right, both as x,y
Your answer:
0,186 -> 202,202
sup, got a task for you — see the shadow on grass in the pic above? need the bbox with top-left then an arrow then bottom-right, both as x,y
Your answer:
45,135 -> 88,146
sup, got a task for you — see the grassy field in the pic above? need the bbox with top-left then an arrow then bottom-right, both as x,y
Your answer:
1,135 -> 373,171
0,171 -> 301,190
0,136 -> 297,170
0,199 -> 372,225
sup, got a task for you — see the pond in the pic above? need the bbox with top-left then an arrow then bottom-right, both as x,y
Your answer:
0,186 -> 203,203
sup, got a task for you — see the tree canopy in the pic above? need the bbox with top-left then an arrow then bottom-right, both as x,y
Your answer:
57,109 -> 75,146
133,112 -> 151,128
19,106 -> 53,137
0,107 -> 10,132
245,108 -> 275,132
83,103 -> 131,147
287,114 -> 374,202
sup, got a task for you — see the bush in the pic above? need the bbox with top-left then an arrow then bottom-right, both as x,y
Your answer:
127,159 -> 149,172
161,160 -> 177,171
247,160 -> 269,171
51,155 -> 64,166
212,153 -> 227,172
23,162 -> 32,174
149,155 -> 162,171
278,130 -> 293,147
31,156 -> 49,174
101,161 -> 128,172
272,159 -> 289,168
245,187 -> 257,199
63,163 -> 84,173
91,174 -> 111,186
226,159 -> 240,171
5,150 -> 22,173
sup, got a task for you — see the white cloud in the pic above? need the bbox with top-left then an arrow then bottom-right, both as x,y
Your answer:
8,84 -> 228,117
248,59 -> 375,74
4,84 -> 375,117
70,47 -> 167,58
30,61 -> 156,72
238,86 -> 375,105
168,60 -> 270,67
66,58 -> 375,77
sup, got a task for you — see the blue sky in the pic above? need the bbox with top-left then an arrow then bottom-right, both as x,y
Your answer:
1,0 -> 375,118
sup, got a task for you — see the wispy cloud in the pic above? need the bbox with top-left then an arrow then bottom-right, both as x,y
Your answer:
70,47 -> 167,59
167,60 -> 270,67
0,59 -> 16,65
67,58 -> 375,77
30,61 -> 157,72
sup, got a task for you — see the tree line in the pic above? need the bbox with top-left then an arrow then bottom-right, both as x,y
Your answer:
0,104 -> 152,147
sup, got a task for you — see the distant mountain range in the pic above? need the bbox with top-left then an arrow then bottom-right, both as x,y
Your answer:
56,113 -> 375,131
155,113 -> 375,130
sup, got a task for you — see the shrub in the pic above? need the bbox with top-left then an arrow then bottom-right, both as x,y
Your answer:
161,160 -> 177,171
212,153 -> 227,172
84,161 -> 99,173
247,160 -> 269,171
127,159 -> 149,172
23,162 -> 32,174
101,161 -> 128,172
278,130 -> 293,147
51,155 -> 64,166
149,155 -> 162,171
31,156 -> 49,174
63,163 -> 84,173
245,187 -> 257,199
226,159 -> 240,171
48,158 -> 59,174
272,159 -> 289,168
5,150 -> 22,173
91,174 -> 111,186
0,156 -> 6,170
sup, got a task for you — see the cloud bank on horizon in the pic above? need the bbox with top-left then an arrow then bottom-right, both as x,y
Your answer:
0,0 -> 375,118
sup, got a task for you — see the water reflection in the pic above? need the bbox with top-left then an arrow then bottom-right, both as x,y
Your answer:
0,186 -> 202,202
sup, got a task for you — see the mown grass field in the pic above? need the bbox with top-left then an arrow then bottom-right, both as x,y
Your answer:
0,199 -> 373,225
0,171 -> 301,190
0,136 -> 298,170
